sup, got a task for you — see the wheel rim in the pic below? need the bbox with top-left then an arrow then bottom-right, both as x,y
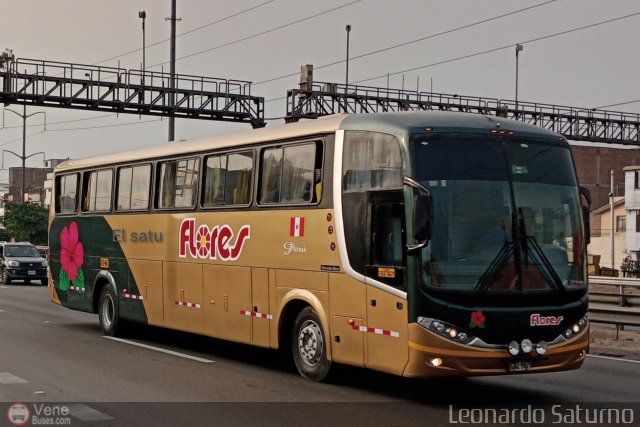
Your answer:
297,319 -> 324,367
101,293 -> 115,329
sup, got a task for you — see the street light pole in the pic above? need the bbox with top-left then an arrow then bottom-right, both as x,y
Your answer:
345,24 -> 351,87
2,105 -> 46,203
515,43 -> 523,113
139,11 -> 146,84
168,0 -> 178,142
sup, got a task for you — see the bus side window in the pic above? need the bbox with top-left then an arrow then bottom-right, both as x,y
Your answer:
55,173 -> 79,214
117,164 -> 151,211
81,169 -> 113,212
258,141 -> 321,205
157,158 -> 199,209
202,151 -> 253,208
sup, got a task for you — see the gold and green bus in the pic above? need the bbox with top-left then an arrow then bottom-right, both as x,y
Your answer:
49,111 -> 590,381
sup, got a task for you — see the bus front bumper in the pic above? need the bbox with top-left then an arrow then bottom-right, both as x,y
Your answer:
403,323 -> 589,378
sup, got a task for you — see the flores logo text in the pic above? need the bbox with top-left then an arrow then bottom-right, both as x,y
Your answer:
179,218 -> 250,261
530,314 -> 563,326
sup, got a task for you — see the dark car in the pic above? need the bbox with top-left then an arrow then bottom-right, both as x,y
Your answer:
0,242 -> 48,285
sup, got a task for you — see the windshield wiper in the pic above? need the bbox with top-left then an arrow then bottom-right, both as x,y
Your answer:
474,240 -> 517,293
524,236 -> 565,292
474,209 -> 566,294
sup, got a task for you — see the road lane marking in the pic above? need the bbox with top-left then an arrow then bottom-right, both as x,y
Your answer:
0,373 -> 28,384
0,286 -> 8,289
0,309 -> 4,312
588,354 -> 640,365
103,336 -> 214,363
67,404 -> 113,421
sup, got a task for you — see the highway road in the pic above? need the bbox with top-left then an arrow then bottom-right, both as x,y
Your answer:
1,284 -> 640,426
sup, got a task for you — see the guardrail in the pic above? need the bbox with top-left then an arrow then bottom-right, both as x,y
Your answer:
588,276 -> 640,329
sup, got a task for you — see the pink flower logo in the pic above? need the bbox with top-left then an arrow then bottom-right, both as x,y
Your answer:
60,221 -> 84,282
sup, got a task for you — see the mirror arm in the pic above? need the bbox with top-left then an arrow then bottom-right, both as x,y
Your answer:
403,176 -> 430,195
407,242 -> 427,254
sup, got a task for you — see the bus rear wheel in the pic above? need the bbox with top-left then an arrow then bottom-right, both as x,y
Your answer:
291,307 -> 331,381
98,284 -> 120,336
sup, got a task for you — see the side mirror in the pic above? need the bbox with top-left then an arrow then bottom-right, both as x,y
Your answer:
413,194 -> 433,242
579,186 -> 591,245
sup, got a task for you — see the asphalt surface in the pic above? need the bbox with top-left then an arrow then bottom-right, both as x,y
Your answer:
1,284 -> 640,426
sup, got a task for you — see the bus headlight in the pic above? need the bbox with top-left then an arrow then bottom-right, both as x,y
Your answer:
535,341 -> 548,355
563,316 -> 587,339
508,341 -> 520,356
417,317 -> 473,344
521,339 -> 533,354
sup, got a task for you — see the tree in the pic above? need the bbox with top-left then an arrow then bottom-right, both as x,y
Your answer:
1,202 -> 49,245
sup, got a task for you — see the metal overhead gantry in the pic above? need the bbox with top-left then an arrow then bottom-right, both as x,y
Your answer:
0,58 -> 266,129
286,65 -> 640,145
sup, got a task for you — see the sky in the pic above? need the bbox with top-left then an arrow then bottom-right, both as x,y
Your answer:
0,0 -> 639,186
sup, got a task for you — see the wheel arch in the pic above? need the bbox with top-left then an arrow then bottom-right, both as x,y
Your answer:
277,289 -> 332,360
92,270 -> 116,314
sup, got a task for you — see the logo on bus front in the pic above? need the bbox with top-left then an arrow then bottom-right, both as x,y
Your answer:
179,218 -> 250,261
530,314 -> 563,326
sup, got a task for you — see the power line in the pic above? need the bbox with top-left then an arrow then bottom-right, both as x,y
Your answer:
262,11 -> 640,105
2,112 -> 117,130
353,11 -> 640,85
0,131 -> 44,148
594,100 -> 640,110
45,118 -> 163,132
252,0 -> 559,87
93,0 -> 276,66
255,7 -> 639,91
320,0 -> 561,76
147,0 -> 364,68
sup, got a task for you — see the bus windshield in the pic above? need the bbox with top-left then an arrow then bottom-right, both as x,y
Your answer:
411,134 -> 585,293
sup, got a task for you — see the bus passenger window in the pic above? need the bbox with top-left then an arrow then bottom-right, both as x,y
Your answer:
158,158 -> 199,209
55,174 -> 79,214
117,164 -> 151,211
203,151 -> 253,207
82,169 -> 113,212
259,148 -> 283,204
259,142 -> 319,205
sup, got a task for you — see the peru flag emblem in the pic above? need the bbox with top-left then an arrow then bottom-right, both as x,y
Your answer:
290,217 -> 305,237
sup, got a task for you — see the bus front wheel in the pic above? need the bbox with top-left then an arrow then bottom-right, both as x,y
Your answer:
291,307 -> 331,381
98,284 -> 120,336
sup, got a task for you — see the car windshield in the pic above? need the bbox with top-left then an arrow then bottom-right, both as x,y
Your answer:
5,245 -> 41,257
411,134 -> 585,293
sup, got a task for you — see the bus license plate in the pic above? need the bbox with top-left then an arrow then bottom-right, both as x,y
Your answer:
509,360 -> 531,372
28,270 -> 36,276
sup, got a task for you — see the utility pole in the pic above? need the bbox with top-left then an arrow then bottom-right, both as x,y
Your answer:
2,105 -> 46,203
515,43 -> 523,114
345,24 -> 351,87
610,170 -> 615,270
139,11 -> 146,84
167,0 -> 180,142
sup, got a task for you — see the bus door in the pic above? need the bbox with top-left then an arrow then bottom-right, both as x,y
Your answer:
342,189 -> 408,374
364,190 -> 408,374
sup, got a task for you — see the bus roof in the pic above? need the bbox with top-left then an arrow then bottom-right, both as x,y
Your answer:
55,114 -> 349,173
55,111 -> 564,173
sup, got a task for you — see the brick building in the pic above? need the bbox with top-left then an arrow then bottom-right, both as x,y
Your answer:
571,145 -> 640,210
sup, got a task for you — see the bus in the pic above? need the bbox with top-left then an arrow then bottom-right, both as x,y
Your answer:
49,111 -> 591,381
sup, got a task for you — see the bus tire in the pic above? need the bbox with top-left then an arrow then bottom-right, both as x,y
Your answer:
291,306 -> 331,381
98,283 -> 120,336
